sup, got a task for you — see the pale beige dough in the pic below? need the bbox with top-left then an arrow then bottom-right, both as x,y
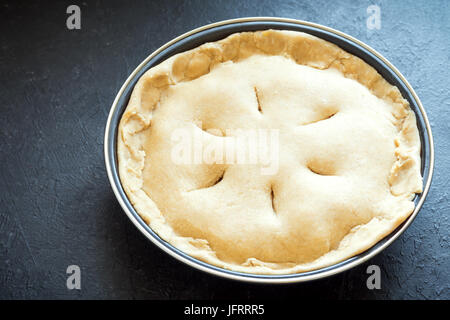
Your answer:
117,30 -> 422,274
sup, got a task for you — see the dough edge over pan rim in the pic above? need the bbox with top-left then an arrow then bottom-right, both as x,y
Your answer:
117,30 -> 423,274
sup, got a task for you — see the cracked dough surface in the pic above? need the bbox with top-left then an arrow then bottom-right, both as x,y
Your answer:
117,30 -> 422,274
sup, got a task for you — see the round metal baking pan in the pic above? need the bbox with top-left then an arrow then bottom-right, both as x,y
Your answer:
104,17 -> 434,283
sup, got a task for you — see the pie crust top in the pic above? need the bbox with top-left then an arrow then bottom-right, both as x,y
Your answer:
117,30 -> 422,274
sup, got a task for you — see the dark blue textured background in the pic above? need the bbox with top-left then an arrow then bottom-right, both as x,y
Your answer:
0,0 -> 448,299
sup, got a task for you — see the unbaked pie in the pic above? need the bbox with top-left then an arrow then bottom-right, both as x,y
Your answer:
117,30 -> 422,274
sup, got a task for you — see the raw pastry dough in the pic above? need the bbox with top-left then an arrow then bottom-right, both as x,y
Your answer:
117,30 -> 422,274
